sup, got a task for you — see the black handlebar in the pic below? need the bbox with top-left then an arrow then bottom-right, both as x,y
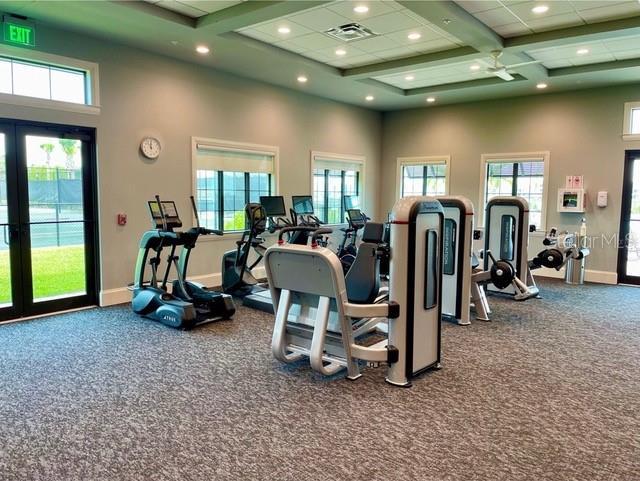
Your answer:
311,228 -> 333,244
277,226 -> 317,242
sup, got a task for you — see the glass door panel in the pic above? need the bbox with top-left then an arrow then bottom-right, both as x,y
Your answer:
619,151 -> 640,284
0,133 -> 11,307
24,135 -> 87,302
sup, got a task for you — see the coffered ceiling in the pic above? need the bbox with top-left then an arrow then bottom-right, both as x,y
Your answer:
2,0 -> 640,111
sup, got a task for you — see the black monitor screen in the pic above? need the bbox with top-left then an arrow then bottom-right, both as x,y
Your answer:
344,195 -> 359,210
147,200 -> 181,229
260,196 -> 286,217
292,195 -> 314,215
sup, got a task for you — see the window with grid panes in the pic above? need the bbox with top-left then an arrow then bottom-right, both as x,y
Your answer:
485,160 -> 545,229
401,163 -> 447,197
313,162 -> 360,224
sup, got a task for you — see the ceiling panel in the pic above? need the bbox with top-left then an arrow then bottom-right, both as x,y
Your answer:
236,1 -> 463,70
178,0 -> 244,14
154,0 -> 207,17
576,1 -> 640,22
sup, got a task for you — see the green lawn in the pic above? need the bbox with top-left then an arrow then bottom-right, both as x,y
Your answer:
0,245 -> 86,304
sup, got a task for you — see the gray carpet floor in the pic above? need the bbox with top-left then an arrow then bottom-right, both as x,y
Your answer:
0,279 -> 638,481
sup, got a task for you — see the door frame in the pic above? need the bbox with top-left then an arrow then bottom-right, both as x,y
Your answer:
617,150 -> 640,285
0,118 -> 100,321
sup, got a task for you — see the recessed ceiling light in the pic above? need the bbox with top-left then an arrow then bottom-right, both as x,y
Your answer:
577,48 -> 590,55
405,75 -> 415,81
365,95 -> 374,101
426,97 -> 436,103
195,45 -> 210,54
297,75 -> 308,83
335,48 -> 347,56
531,5 -> 549,14
408,32 -> 422,40
470,64 -> 481,71
354,5 -> 369,13
278,26 -> 291,34
536,82 -> 548,89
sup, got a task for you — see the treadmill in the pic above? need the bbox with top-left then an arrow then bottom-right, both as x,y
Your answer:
242,195 -> 289,314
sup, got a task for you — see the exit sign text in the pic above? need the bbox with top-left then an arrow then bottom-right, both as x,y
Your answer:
3,22 -> 35,48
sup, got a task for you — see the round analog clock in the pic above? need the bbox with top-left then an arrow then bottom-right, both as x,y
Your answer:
140,137 -> 161,160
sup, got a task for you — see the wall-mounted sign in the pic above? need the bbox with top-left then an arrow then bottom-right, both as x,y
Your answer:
3,20 -> 35,47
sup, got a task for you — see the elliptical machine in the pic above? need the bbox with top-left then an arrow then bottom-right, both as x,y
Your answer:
131,195 -> 235,329
336,208 -> 368,274
221,203 -> 268,297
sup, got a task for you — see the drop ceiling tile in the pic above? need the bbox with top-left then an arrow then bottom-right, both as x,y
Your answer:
285,32 -> 343,51
240,29 -> 279,44
613,50 -> 640,60
474,7 -> 521,27
375,46 -> 416,60
506,0 -> 577,21
253,19 -> 314,40
492,22 -> 534,37
543,59 -> 573,68
603,34 -> 640,52
359,11 -> 424,34
570,0 -> 628,10
313,44 -> 368,59
527,12 -> 585,31
178,0 -> 241,14
408,38 -> 459,54
326,0 -> 397,22
156,0 -> 207,17
578,1 -> 640,22
301,50 -> 335,63
350,35 -> 401,52
385,26 -> 448,44
455,0 -> 504,13
272,39 -> 309,54
570,53 -> 616,65
287,7 -> 352,31
329,53 -> 381,67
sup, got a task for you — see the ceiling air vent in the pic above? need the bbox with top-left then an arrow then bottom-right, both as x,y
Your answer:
325,23 -> 376,42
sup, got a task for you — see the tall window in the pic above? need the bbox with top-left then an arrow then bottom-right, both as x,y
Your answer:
312,153 -> 363,224
193,139 -> 277,232
483,157 -> 546,229
398,157 -> 448,197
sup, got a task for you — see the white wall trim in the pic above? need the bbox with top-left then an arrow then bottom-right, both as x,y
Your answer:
534,267 -> 617,285
310,150 -> 366,224
478,151 -> 550,230
395,155 -> 450,200
100,267 -> 267,307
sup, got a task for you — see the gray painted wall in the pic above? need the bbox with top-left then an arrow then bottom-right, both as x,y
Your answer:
0,25 -> 382,293
381,85 -> 640,276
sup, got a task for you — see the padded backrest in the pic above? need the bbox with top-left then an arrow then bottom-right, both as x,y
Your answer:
345,242 -> 380,304
362,222 -> 384,243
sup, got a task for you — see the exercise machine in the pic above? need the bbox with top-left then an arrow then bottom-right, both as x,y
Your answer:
529,227 -> 590,277
131,196 -> 235,329
483,196 -> 539,300
336,208 -> 368,274
266,196 -> 444,387
221,202 -> 268,297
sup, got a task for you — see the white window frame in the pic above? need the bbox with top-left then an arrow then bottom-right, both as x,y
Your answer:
479,151 -> 550,232
395,155 -> 450,199
191,136 -> 279,240
0,44 -> 100,115
623,101 -> 640,141
310,150 -> 366,226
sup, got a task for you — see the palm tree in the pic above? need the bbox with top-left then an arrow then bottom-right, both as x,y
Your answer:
40,143 -> 55,166
58,139 -> 78,170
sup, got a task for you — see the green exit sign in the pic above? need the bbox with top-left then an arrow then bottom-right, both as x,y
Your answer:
3,22 -> 35,48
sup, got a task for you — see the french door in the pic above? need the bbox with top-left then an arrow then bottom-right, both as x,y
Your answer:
618,150 -> 640,285
0,119 -> 98,322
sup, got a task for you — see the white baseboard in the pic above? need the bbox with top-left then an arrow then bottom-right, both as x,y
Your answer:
99,267 -> 267,307
534,267 -> 617,285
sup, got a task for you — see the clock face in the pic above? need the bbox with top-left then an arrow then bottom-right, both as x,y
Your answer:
140,137 -> 161,159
